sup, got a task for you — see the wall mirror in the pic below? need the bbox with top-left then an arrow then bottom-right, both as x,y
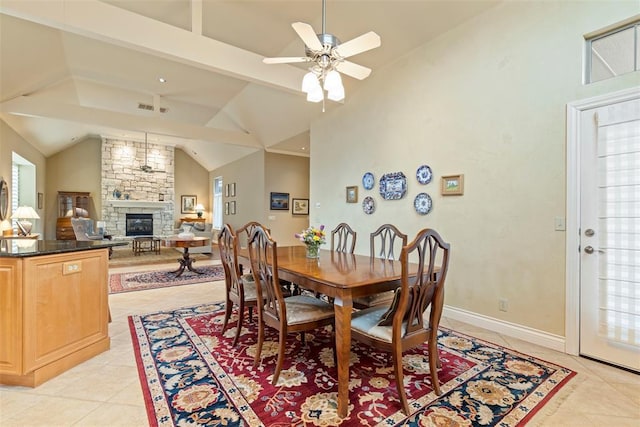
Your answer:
0,178 -> 8,221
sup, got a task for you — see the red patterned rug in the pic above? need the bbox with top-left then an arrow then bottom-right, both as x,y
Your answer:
129,303 -> 576,426
109,265 -> 225,294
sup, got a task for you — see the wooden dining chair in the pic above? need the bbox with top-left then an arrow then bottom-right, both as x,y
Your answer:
350,228 -> 450,415
218,223 -> 263,347
248,224 -> 336,385
238,221 -> 296,296
331,222 -> 357,253
353,224 -> 408,309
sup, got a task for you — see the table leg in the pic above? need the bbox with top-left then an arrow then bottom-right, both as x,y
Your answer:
333,292 -> 353,419
170,247 -> 204,277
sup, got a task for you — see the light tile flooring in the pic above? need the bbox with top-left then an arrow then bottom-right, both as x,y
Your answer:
1,260 -> 638,426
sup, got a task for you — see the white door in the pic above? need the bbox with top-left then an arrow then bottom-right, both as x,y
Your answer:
579,96 -> 640,371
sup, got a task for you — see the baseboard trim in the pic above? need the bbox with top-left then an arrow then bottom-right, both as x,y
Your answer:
443,305 -> 566,353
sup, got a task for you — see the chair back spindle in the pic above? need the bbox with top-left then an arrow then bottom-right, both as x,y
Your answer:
370,224 -> 407,261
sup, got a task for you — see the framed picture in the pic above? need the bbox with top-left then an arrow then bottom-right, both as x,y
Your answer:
230,182 -> 236,197
37,192 -> 43,209
270,192 -> 289,210
292,198 -> 309,215
441,174 -> 464,196
224,202 -> 229,215
181,195 -> 197,213
230,201 -> 236,215
346,186 -> 358,203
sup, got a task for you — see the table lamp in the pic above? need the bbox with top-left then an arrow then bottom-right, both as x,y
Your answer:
11,205 -> 40,236
195,204 -> 205,218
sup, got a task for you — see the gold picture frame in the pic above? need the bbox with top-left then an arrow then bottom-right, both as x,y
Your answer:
441,174 -> 464,196
346,186 -> 358,203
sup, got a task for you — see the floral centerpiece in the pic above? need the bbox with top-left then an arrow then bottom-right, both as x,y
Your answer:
295,225 -> 326,258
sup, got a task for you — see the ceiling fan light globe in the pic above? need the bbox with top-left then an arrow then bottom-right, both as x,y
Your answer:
323,70 -> 342,91
307,87 -> 324,103
302,72 -> 320,93
327,89 -> 344,102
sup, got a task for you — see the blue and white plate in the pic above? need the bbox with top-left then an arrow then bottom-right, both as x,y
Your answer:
416,165 -> 433,185
379,172 -> 407,200
362,196 -> 375,215
362,172 -> 375,190
414,193 -> 433,215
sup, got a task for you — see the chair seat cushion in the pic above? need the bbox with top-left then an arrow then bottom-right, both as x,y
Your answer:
284,295 -> 334,325
351,306 -> 408,342
353,290 -> 395,308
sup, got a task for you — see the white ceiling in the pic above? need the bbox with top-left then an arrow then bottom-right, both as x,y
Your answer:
0,0 -> 499,171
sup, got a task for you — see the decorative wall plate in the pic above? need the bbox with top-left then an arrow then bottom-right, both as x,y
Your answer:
362,172 -> 375,190
362,196 -> 375,214
379,172 -> 407,200
416,165 -> 433,185
414,192 -> 433,215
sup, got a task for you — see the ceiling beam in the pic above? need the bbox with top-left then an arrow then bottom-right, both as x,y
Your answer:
1,96 -> 262,149
0,0 -> 305,94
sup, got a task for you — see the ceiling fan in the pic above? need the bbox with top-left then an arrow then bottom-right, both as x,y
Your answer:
263,0 -> 381,103
140,133 -> 165,173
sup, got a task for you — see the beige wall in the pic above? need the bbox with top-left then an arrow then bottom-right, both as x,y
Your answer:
175,148 -> 210,225
210,150 -> 310,246
265,152 -> 310,246
0,120 -> 47,235
46,137 -> 102,239
310,1 -> 639,337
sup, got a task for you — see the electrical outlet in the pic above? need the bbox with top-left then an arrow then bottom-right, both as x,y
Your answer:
499,298 -> 508,312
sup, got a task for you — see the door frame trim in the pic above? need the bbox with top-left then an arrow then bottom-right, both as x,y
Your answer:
565,87 -> 640,356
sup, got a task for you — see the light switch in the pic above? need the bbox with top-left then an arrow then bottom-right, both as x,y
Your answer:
268,215 -> 276,221
554,216 -> 566,231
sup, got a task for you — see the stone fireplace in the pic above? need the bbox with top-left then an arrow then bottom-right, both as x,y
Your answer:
100,138 -> 175,237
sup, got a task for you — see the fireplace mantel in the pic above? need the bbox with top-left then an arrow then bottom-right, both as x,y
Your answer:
108,200 -> 170,209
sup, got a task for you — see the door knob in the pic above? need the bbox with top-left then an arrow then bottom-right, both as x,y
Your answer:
584,245 -> 594,254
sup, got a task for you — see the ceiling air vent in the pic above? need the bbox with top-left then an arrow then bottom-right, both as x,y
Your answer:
137,103 -> 168,113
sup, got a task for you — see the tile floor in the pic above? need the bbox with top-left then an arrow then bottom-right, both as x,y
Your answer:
1,259 -> 638,426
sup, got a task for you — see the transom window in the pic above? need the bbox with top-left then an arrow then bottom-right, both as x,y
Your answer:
586,19 -> 639,84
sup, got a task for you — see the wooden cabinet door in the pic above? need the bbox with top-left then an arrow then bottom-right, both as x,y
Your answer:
0,259 -> 22,375
22,250 -> 109,371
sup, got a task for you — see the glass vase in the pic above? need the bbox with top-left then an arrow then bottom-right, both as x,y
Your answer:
306,244 -> 320,259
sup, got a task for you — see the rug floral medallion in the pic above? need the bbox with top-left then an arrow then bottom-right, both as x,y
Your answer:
129,303 -> 576,427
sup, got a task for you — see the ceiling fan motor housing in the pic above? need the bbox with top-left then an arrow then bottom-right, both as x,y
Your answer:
305,33 -> 340,58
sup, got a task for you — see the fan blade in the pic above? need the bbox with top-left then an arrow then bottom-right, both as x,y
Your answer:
263,57 -> 309,64
292,22 -> 323,52
335,61 -> 372,80
334,31 -> 381,58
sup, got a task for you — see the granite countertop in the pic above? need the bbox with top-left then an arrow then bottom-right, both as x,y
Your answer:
0,240 -> 128,258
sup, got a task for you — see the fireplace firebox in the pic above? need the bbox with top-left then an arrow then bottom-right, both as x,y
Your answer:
126,213 -> 153,236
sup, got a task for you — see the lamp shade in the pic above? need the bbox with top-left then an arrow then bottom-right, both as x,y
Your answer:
323,70 -> 342,92
11,205 -> 39,236
302,72 -> 320,93
194,204 -> 205,212
306,85 -> 324,103
327,84 -> 345,102
11,206 -> 39,219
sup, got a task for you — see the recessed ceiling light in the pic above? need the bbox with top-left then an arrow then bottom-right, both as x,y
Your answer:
301,147 -> 306,150
158,77 -> 167,83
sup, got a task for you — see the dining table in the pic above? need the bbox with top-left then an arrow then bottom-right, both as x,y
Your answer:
238,245 -> 419,419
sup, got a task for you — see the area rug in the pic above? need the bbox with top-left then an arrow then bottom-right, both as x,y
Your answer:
109,265 -> 225,294
129,303 -> 576,426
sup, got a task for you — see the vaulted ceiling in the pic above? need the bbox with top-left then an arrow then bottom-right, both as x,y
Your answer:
0,0 -> 499,170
